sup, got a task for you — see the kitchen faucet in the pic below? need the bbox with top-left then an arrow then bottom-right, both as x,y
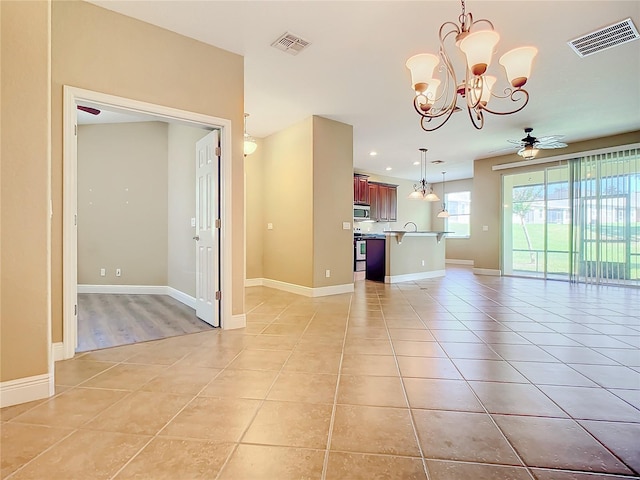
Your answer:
403,221 -> 418,232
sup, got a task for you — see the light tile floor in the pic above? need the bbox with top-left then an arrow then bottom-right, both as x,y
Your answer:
2,267 -> 639,479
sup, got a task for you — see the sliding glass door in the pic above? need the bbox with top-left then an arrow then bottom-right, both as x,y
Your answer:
502,146 -> 640,286
502,166 -> 571,280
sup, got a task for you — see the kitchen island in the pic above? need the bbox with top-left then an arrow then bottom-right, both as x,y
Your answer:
365,231 -> 447,283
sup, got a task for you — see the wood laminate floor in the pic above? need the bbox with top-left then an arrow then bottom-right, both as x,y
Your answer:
77,293 -> 214,352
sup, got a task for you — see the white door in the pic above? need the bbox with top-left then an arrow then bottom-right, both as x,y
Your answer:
195,130 -> 220,327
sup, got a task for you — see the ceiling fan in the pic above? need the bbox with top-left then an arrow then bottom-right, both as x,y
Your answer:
77,105 -> 101,115
507,127 -> 567,159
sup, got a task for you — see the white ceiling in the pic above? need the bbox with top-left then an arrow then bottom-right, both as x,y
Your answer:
87,0 -> 640,181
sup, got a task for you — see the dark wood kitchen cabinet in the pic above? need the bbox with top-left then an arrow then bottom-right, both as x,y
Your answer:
368,181 -> 398,222
353,174 -> 370,205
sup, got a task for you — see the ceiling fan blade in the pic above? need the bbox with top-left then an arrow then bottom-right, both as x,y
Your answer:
537,140 -> 568,149
77,105 -> 101,115
534,134 -> 565,143
507,139 -> 524,146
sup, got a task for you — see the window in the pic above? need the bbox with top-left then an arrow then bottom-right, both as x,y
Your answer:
444,191 -> 471,237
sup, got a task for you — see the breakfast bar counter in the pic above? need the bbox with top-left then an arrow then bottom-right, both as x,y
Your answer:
365,231 -> 447,283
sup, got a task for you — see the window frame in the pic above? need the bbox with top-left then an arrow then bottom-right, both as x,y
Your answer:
443,190 -> 471,238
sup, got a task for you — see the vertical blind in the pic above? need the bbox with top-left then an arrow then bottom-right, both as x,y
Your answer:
570,147 -> 640,286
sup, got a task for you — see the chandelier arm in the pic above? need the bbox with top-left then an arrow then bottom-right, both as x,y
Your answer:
467,104 -> 484,130
465,71 -> 483,111
419,107 -> 456,132
481,88 -> 530,116
469,18 -> 494,31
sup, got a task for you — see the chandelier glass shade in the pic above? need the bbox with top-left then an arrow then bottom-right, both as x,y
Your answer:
243,113 -> 257,156
409,148 -> 440,201
405,0 -> 537,131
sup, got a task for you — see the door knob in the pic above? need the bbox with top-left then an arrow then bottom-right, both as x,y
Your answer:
193,235 -> 200,241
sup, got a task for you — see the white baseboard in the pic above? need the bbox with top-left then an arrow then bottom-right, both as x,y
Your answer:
0,373 -> 52,408
167,287 -> 196,309
473,268 -> 502,276
385,270 -> 446,283
52,342 -> 65,362
244,278 -> 263,287
446,259 -> 474,265
78,284 -> 167,295
261,278 -> 354,297
223,313 -> 247,330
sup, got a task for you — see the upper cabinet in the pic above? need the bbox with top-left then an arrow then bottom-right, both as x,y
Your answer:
353,174 -> 370,205
368,181 -> 398,222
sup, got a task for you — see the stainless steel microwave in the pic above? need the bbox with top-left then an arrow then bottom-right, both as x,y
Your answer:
353,205 -> 371,221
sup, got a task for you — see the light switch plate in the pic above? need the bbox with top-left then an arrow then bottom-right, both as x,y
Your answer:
483,225 -> 489,231
343,222 -> 351,230
267,223 -> 273,230
191,217 -> 196,227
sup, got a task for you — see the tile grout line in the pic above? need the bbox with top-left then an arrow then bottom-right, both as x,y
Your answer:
377,286 -> 433,480
319,293 -> 353,480
214,299 -> 324,480
399,282 -> 537,480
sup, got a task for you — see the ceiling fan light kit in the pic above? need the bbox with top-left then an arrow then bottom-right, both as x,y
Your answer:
405,0 -> 538,131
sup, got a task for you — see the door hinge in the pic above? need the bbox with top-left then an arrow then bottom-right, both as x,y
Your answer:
215,218 -> 221,229
215,146 -> 221,156
215,291 -> 221,301
74,214 -> 77,226
74,124 -> 77,136
74,304 -> 77,316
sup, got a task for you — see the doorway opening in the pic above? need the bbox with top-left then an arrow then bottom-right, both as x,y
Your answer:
63,86 -> 234,359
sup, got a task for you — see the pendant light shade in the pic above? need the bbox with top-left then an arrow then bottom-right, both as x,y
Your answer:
437,171 -> 450,218
243,113 -> 257,156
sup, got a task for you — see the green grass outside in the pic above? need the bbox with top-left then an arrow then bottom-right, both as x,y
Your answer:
511,222 -> 640,279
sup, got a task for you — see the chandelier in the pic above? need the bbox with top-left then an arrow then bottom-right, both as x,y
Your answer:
409,148 -> 440,201
405,0 -> 538,131
243,113 -> 257,156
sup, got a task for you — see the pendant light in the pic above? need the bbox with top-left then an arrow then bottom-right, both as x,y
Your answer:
437,171 -> 450,218
409,148 -> 440,201
243,113 -> 257,156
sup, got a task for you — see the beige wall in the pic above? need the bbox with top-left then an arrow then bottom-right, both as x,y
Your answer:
430,177 -> 474,262
1,0 -> 51,382
168,123 -> 210,296
252,116 -> 354,288
51,1 -> 244,342
78,122 -> 168,285
386,236 -> 446,276
312,117 -> 354,287
472,130 -> 640,272
244,140 -> 264,280
262,117 -> 314,286
354,171 -> 433,233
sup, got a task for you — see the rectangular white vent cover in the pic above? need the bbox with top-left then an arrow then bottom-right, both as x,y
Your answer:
271,32 -> 311,56
568,18 -> 639,57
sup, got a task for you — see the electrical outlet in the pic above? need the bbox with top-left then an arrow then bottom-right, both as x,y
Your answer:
325,269 -> 331,278
342,222 -> 351,230
100,268 -> 106,277
483,225 -> 489,231
267,223 -> 273,230
115,268 -> 121,277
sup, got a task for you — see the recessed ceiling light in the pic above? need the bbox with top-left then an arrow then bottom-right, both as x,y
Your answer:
413,161 -> 420,165
385,167 -> 392,171
370,151 -> 378,156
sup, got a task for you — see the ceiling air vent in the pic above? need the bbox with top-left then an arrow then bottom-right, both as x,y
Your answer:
271,32 -> 311,56
568,18 -> 639,57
